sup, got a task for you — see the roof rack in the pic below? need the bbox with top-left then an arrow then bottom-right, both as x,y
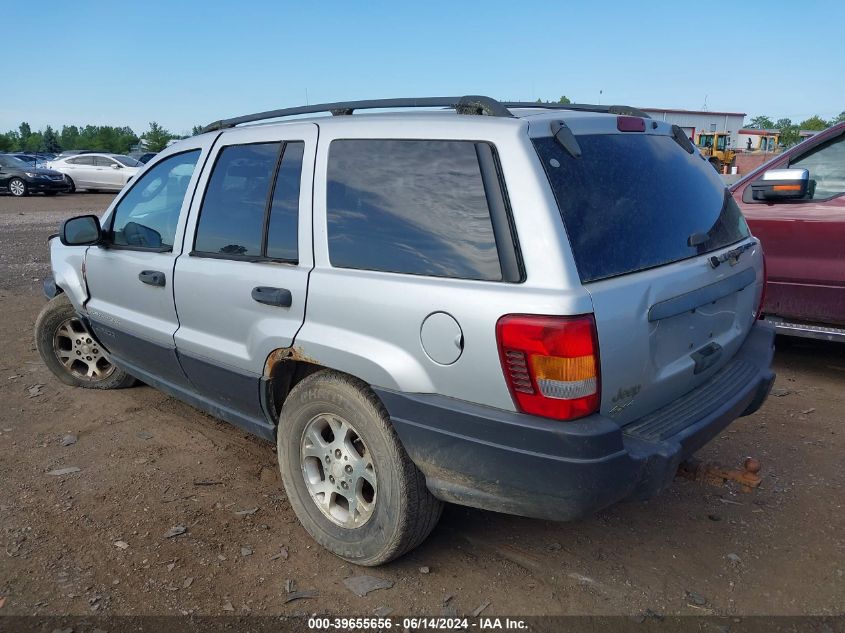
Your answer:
202,95 -> 513,132
501,102 -> 652,119
201,96 -> 651,133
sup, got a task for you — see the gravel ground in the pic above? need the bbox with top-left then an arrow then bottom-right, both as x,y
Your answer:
0,192 -> 843,618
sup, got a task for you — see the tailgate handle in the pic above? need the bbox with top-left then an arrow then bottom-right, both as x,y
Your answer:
251,286 -> 292,308
648,267 -> 756,322
691,342 -> 723,374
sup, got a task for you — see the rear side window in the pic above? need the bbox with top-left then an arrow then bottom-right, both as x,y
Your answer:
326,139 -> 502,281
532,134 -> 750,283
266,142 -> 304,261
194,143 -> 280,257
194,141 -> 304,261
69,156 -> 94,165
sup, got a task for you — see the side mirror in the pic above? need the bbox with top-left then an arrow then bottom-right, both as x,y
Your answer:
60,215 -> 102,246
111,163 -> 121,169
750,168 -> 810,201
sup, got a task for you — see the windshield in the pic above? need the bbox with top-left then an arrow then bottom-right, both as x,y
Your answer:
532,133 -> 750,283
114,155 -> 141,167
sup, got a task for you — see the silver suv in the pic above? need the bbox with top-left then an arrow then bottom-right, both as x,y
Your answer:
36,96 -> 775,566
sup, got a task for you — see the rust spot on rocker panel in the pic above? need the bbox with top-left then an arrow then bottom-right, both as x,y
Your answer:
263,347 -> 320,376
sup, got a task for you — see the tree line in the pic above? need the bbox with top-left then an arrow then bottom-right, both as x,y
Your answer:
745,112 -> 845,147
0,121 -> 205,155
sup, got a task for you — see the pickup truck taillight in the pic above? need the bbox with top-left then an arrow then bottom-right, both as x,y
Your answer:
496,314 -> 600,421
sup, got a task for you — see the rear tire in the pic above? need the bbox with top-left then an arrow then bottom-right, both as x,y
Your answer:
277,370 -> 443,566
65,177 -> 76,193
34,294 -> 136,389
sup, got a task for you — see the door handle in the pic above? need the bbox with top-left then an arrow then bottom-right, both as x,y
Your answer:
138,270 -> 166,287
251,286 -> 292,308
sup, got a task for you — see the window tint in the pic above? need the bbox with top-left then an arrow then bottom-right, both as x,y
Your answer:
326,140 -> 501,281
95,156 -> 117,167
790,134 -> 845,199
532,134 -> 750,283
114,155 -> 142,167
111,150 -> 200,249
69,156 -> 94,165
265,142 -> 304,261
194,142 -> 280,257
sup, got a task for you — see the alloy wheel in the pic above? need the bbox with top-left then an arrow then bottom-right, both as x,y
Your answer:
52,317 -> 115,382
300,413 -> 377,528
9,179 -> 26,196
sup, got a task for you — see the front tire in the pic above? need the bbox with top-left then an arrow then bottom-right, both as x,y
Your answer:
277,371 -> 443,566
9,177 -> 28,197
34,294 -> 136,389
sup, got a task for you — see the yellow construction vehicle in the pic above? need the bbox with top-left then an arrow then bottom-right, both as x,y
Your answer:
696,132 -> 735,172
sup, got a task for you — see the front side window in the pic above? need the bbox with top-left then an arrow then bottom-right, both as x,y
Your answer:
69,156 -> 94,165
194,143 -> 280,257
790,134 -> 845,199
111,150 -> 200,249
326,139 -> 502,281
95,156 -> 117,167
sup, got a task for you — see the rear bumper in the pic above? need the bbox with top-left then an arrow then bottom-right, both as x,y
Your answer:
378,321 -> 775,521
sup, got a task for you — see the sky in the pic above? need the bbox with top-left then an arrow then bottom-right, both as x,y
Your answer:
4,0 -> 843,136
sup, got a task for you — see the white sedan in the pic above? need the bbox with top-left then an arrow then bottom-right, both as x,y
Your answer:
46,153 -> 142,192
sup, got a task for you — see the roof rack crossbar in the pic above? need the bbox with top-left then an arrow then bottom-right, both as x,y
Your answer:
202,95 -> 513,132
501,102 -> 652,119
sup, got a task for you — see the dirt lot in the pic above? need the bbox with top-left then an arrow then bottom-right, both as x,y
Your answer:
0,193 -> 843,618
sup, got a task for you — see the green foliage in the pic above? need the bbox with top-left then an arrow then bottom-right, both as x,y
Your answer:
751,113 -> 841,148
41,126 -> 61,153
142,121 -> 176,152
0,121 -> 157,154
536,95 -> 572,104
799,115 -> 829,131
748,115 -> 774,129
191,124 -> 205,136
779,122 -> 800,148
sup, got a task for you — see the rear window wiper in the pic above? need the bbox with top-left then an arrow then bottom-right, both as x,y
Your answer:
709,241 -> 756,268
550,121 -> 582,159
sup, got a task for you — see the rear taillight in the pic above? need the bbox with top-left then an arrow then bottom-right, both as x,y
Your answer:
496,314 -> 600,421
756,254 -> 767,320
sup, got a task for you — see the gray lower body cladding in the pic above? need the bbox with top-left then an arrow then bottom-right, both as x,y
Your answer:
378,321 -> 775,521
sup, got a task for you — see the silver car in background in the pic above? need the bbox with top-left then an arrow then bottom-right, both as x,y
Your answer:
46,153 -> 141,192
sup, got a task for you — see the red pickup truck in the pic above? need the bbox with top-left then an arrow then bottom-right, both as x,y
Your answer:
731,122 -> 845,342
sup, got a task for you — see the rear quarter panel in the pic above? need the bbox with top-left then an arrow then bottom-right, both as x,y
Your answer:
297,117 -> 593,410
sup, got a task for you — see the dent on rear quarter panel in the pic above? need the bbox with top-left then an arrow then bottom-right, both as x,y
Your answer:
49,239 -> 88,310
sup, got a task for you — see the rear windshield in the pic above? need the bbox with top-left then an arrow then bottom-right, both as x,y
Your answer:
532,133 -> 750,283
